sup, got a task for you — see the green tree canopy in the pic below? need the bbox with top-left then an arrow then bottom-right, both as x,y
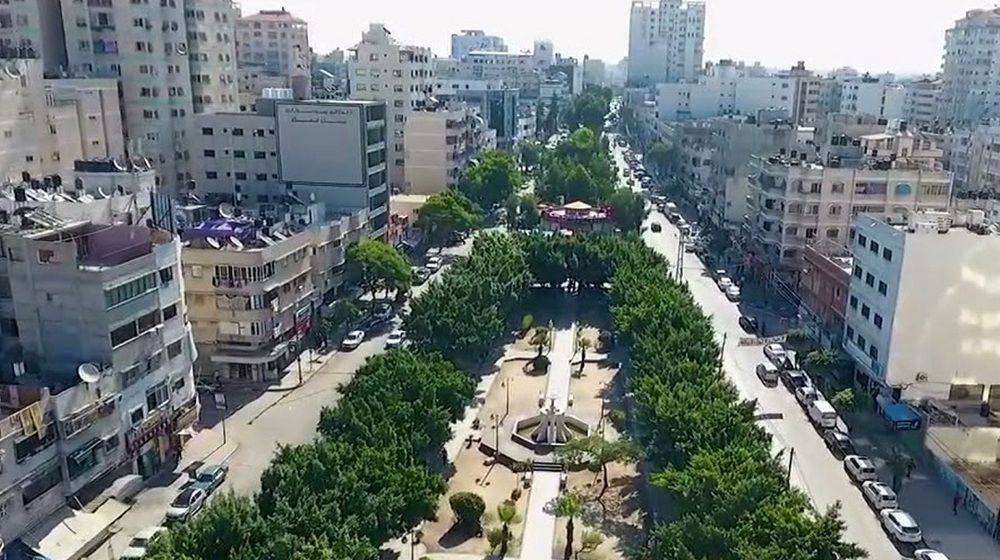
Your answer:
537,128 -> 616,204
565,87 -> 612,132
416,190 -> 482,245
346,239 -> 412,303
646,139 -> 679,175
458,150 -> 525,209
607,189 -> 646,232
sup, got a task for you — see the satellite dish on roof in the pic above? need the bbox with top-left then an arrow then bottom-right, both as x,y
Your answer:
78,363 -> 101,384
218,202 -> 235,218
229,237 -> 244,250
206,236 -> 221,249
5,61 -> 22,78
112,158 -> 127,172
97,185 -> 112,198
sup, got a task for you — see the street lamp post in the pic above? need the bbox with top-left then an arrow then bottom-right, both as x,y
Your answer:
490,413 -> 500,457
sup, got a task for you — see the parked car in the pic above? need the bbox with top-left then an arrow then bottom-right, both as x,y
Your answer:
780,368 -> 809,390
650,222 -> 662,232
808,399 -> 839,429
913,550 -> 950,560
726,285 -> 741,301
713,269 -> 727,279
880,509 -> 923,544
738,315 -> 759,333
120,527 -> 167,559
822,429 -> 856,457
373,303 -> 394,321
385,329 -> 406,349
426,255 -> 443,272
763,343 -> 787,364
843,455 -> 878,483
794,385 -> 819,407
165,487 -> 206,524
862,480 -> 899,510
755,362 -> 779,386
717,276 -> 733,291
191,464 -> 228,495
412,267 -> 431,285
341,330 -> 366,350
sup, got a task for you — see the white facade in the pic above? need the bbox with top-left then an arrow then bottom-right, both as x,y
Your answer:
236,8 -> 311,99
56,0 -> 238,191
403,103 -> 496,195
0,0 -> 66,74
940,8 -> 1000,125
627,0 -> 705,86
837,76 -> 905,119
903,77 -> 942,128
0,59 -> 125,184
435,45 -> 552,98
450,30 -> 506,60
949,122 -> 1000,192
844,212 -> 1000,403
655,61 -> 821,124
348,23 -> 434,190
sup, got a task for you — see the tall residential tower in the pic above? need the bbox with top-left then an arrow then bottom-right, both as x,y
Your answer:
627,0 -> 705,87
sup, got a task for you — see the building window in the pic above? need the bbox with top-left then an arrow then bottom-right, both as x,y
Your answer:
870,240 -> 879,253
203,149 -> 215,157
254,151 -> 266,159
857,233 -> 867,247
201,127 -> 214,135
105,273 -> 158,308
831,181 -> 844,193
852,265 -> 863,279
825,228 -> 839,238
857,333 -> 866,348
846,326 -> 855,341
22,464 -> 63,505
829,204 -> 842,215
256,173 -> 268,181
167,339 -> 183,359
865,273 -> 875,287
163,303 -> 178,321
849,295 -> 858,309
882,248 -> 893,262
232,128 -> 244,136
873,314 -> 883,329
233,150 -> 246,158
206,171 -> 218,179
861,304 -> 870,319
877,281 -> 887,295
868,344 -> 878,360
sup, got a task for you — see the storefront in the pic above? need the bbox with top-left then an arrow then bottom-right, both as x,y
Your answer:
126,410 -> 176,479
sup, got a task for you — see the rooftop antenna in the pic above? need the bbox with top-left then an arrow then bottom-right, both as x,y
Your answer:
77,363 -> 101,384
218,202 -> 235,218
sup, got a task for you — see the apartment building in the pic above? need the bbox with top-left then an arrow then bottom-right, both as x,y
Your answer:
742,123 -> 952,281
655,60 -> 821,124
403,102 -> 497,195
430,79 -> 519,148
434,42 -> 555,100
940,8 -> 1000,125
1,59 -> 124,183
948,122 -> 1000,193
236,8 -> 311,100
312,48 -> 347,98
627,0 -> 705,86
55,0 -> 238,190
844,212 -> 1000,404
186,95 -> 390,236
903,77 -> 942,128
798,239 -> 852,347
348,23 -> 434,191
450,30 -> 506,60
583,56 -> 607,87
0,0 -> 65,74
181,207 -> 366,383
0,192 -> 197,544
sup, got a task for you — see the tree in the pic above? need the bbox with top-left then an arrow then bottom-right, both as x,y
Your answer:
346,240 -> 412,308
417,190 -> 482,245
556,435 -> 639,501
646,139 -> 678,176
449,492 -> 486,530
806,347 -> 839,371
607,189 -> 645,232
518,193 -> 542,228
577,336 -> 593,368
518,141 -> 543,170
496,501 -> 517,556
830,388 -> 855,411
552,491 -> 585,560
577,531 -> 604,559
459,150 -> 525,209
325,299 -> 360,335
529,326 -> 550,356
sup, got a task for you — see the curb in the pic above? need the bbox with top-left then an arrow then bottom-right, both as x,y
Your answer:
264,349 -> 339,393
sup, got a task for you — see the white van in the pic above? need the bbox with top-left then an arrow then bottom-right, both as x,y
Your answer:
808,399 -> 838,429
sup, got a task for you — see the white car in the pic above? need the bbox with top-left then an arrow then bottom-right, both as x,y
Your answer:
717,276 -> 733,291
725,285 -> 741,301
426,256 -> 443,272
913,550 -> 950,560
341,330 -> 365,350
880,508 -> 923,543
843,454 -> 878,483
119,527 -> 167,559
165,487 -> 206,523
763,343 -> 786,364
862,481 -> 898,510
794,385 -> 819,407
385,329 -> 406,349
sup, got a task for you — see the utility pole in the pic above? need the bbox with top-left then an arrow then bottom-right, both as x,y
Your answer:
717,333 -> 727,374
786,447 -> 795,486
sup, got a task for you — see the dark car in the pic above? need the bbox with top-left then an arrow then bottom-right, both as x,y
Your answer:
191,464 -> 229,495
823,429 -> 856,457
779,369 -> 810,391
738,315 -> 759,334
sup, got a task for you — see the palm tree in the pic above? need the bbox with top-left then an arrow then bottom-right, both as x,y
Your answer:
805,347 -> 839,371
554,491 -> 584,560
530,327 -> 550,356
497,501 -> 517,556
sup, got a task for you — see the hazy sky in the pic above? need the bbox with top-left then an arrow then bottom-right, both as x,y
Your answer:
239,0 -> 986,75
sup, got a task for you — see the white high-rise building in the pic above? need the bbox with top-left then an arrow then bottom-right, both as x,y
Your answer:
348,23 -> 434,191
236,8 -> 311,100
450,30 -> 506,60
55,0 -> 238,191
627,0 -> 705,86
940,8 -> 1000,125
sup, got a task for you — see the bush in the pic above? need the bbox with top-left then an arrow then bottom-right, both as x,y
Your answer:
527,354 -> 551,373
520,314 -> 535,336
449,492 -> 486,529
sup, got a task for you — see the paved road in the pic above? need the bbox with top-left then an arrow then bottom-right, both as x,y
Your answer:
640,209 -> 1000,560
93,238 -> 477,559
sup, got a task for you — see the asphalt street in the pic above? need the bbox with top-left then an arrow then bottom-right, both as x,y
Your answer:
92,238 -> 476,560
636,174 -> 1000,560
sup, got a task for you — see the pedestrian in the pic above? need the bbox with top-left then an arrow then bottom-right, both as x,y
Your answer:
953,493 -> 962,515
